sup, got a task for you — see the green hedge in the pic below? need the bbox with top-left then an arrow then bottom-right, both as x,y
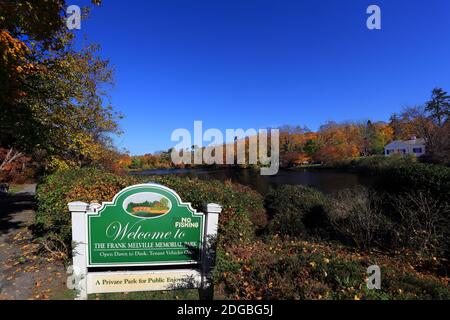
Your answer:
374,163 -> 450,201
34,168 -> 139,248
331,156 -> 450,200
265,185 -> 329,238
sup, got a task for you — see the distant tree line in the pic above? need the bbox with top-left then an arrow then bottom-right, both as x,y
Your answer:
124,87 -> 450,170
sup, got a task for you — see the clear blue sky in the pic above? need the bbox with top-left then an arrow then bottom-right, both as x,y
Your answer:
74,0 -> 450,155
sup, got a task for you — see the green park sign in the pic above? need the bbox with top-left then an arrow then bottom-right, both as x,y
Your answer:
86,184 -> 205,267
68,183 -> 221,299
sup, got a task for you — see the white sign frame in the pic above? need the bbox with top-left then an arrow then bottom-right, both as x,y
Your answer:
68,184 -> 221,300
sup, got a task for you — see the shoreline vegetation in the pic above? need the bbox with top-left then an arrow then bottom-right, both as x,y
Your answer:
33,161 -> 450,300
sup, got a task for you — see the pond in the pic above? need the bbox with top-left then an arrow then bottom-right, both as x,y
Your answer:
132,167 -> 375,195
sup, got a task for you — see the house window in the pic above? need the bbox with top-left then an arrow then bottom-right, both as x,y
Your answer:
413,147 -> 423,154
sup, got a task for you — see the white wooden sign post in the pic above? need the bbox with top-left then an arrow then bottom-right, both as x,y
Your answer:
67,183 -> 221,300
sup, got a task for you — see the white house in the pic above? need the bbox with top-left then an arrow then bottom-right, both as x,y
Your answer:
384,137 -> 426,157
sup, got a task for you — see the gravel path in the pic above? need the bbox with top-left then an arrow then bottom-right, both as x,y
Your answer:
0,185 -> 67,300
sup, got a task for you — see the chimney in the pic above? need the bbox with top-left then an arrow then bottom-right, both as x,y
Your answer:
411,136 -> 416,141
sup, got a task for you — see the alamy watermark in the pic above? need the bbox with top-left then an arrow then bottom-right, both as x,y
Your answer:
170,121 -> 279,175
366,265 -> 381,289
367,5 -> 381,30
66,264 -> 82,290
66,5 -> 81,30
66,4 -> 381,31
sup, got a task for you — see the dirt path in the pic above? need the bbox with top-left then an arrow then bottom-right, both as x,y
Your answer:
0,185 -> 68,300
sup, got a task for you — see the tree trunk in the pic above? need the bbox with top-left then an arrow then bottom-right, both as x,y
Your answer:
0,148 -> 24,171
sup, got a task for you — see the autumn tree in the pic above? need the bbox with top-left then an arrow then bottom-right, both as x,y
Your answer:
0,29 -> 31,172
313,122 -> 363,163
0,1 -> 121,176
361,120 -> 393,155
278,125 -> 318,166
279,125 -> 310,152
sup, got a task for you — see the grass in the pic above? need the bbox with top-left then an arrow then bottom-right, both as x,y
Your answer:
8,184 -> 24,194
50,289 -> 77,300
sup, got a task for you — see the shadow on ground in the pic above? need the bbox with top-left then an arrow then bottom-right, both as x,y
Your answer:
0,192 -> 36,236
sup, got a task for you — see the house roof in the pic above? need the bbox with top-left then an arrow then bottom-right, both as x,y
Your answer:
385,138 -> 425,149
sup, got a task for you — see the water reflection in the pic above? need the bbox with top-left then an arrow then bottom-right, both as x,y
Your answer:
133,168 -> 374,195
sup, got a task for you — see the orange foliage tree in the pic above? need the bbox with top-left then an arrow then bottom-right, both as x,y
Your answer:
313,122 -> 363,163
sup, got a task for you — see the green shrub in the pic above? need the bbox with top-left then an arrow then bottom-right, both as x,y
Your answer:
265,185 -> 329,238
374,162 -> 450,201
34,168 -> 140,253
327,158 -> 450,254
333,156 -> 450,201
